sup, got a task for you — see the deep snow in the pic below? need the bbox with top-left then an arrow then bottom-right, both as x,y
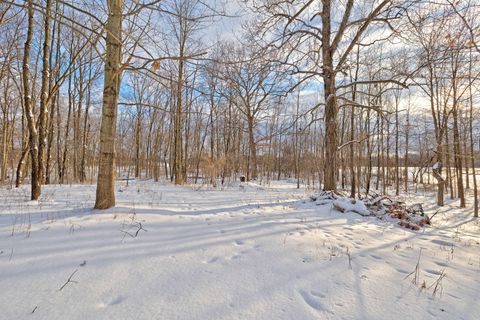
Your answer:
0,180 -> 479,319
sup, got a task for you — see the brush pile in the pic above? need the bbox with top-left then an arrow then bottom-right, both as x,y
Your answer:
311,191 -> 430,230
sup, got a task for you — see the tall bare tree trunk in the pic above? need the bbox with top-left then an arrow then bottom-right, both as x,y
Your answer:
95,0 -> 123,209
404,107 -> 410,193
16,85 -> 28,187
349,47 -> 360,198
321,0 -> 337,191
468,48 -> 478,217
80,54 -> 94,183
247,115 -> 257,181
174,44 -> 185,184
451,54 -> 465,208
1,105 -> 9,181
38,0 -> 52,186
365,108 -> 372,195
45,0 -> 60,185
23,0 -> 40,200
394,93 -> 400,196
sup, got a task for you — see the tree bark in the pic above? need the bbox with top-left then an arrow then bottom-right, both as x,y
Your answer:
321,0 -> 337,191
95,0 -> 123,209
37,0 -> 52,186
247,115 -> 257,181
22,0 -> 40,200
174,48 -> 185,184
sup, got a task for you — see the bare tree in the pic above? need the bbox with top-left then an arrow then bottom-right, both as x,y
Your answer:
95,0 -> 123,209
252,0 -> 409,190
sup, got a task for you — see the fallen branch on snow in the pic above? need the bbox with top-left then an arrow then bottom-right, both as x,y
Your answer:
59,269 -> 78,291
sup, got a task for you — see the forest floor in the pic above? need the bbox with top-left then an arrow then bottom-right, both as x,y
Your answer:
0,180 -> 479,320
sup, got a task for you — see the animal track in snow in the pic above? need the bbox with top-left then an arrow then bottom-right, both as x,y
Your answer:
298,289 -> 335,315
425,269 -> 444,276
395,268 -> 409,274
96,295 -> 124,308
226,254 -> 241,260
202,256 -> 219,264
431,239 -> 453,247
310,290 -> 326,298
298,290 -> 323,310
447,293 -> 460,300
234,240 -> 244,246
435,261 -> 448,267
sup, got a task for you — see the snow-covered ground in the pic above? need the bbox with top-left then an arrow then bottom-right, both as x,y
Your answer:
0,180 -> 479,320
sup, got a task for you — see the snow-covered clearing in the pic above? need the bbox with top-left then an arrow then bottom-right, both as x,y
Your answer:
1,180 -> 479,319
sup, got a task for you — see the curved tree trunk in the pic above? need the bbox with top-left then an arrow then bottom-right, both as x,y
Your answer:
432,162 -> 445,207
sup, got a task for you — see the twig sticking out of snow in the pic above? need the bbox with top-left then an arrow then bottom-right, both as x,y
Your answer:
121,222 -> 148,241
282,232 -> 288,245
404,249 -> 422,285
120,205 -> 148,242
346,247 -> 352,269
429,269 -> 446,298
58,269 -> 78,291
429,210 -> 440,222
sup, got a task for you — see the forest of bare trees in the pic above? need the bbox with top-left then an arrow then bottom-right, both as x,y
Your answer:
0,0 -> 478,216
